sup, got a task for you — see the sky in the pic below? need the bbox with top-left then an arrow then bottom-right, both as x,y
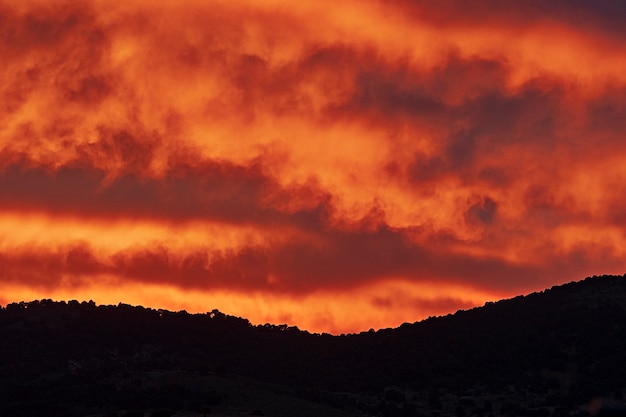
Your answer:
2,0 -> 626,334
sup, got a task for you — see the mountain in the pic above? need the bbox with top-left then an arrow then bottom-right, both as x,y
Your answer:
0,274 -> 625,417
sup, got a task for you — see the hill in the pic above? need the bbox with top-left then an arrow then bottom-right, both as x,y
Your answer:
0,274 -> 625,417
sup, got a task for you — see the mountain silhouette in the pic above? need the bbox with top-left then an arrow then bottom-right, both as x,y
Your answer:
0,274 -> 625,417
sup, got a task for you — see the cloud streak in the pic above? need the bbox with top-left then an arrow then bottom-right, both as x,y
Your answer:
2,0 -> 626,332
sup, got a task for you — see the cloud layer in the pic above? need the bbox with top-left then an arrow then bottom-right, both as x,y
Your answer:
2,0 -> 626,332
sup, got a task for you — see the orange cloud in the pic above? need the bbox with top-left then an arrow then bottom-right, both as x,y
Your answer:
2,0 -> 626,333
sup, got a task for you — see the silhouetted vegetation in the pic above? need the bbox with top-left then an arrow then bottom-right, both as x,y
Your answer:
0,274 -> 625,416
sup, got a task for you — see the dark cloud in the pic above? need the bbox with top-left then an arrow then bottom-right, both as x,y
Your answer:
477,166 -> 514,188
586,86 -> 626,139
394,0 -> 626,39
329,54 -> 572,196
0,224 -> 548,294
445,129 -> 478,168
408,153 -> 446,183
459,82 -> 563,146
121,246 -> 277,292
336,54 -> 510,121
0,2 -> 110,97
371,295 -> 476,317
0,144 -> 343,237
0,3 -> 85,52
65,75 -> 112,104
0,243 -> 104,290
349,70 -> 445,119
79,128 -> 158,173
465,196 -> 497,226
0,158 -> 282,224
349,60 -> 564,142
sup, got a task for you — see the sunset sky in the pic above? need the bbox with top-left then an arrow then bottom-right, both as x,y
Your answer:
2,0 -> 626,333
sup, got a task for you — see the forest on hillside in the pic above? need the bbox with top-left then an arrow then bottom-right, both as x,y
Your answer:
0,275 -> 625,417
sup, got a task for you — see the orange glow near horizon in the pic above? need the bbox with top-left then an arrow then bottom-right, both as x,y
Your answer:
0,278 -> 501,334
2,0 -> 626,333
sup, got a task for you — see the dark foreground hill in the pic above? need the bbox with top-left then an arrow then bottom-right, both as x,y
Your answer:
1,275 -> 625,417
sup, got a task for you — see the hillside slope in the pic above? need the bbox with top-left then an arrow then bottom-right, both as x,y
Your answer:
0,274 -> 625,417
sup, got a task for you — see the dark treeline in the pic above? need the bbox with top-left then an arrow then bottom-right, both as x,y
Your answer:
0,275 -> 625,417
